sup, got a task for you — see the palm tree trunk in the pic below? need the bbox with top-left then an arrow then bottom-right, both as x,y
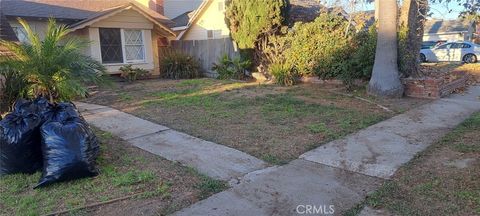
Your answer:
368,0 -> 404,98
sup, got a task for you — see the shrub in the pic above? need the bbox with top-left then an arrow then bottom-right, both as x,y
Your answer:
119,65 -> 149,82
0,62 -> 28,113
212,54 -> 251,80
0,18 -> 107,103
269,63 -> 297,86
160,51 -> 202,79
225,0 -> 290,50
339,25 -> 377,88
283,14 -> 353,78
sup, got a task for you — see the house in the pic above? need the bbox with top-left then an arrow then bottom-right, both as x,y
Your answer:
175,0 -> 230,40
0,0 -> 176,75
423,19 -> 476,42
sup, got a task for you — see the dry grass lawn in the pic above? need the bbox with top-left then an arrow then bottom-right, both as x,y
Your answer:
83,79 -> 428,164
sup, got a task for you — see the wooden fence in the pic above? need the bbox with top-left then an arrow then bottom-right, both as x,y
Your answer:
170,38 -> 240,77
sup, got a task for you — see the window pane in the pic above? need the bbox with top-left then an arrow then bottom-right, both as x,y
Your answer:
125,45 -> 144,61
462,43 -> 471,48
99,28 -> 123,63
123,30 -> 144,61
124,30 -> 143,45
13,27 -> 28,43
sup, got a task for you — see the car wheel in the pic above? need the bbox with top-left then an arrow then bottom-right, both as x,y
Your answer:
420,53 -> 427,63
463,54 -> 477,63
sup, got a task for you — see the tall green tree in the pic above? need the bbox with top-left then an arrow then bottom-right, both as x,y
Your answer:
225,0 -> 290,65
0,18 -> 107,106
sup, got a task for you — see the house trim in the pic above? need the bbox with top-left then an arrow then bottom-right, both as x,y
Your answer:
69,3 -> 175,38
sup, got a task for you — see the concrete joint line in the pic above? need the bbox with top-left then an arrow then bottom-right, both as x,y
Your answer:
126,128 -> 172,141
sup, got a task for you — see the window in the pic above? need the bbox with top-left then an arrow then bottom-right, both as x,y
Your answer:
450,43 -> 463,49
99,28 -> 123,63
207,30 -> 214,39
12,26 -> 28,43
123,30 -> 145,62
437,43 -> 452,49
218,2 -> 225,11
99,28 -> 145,64
462,43 -> 472,48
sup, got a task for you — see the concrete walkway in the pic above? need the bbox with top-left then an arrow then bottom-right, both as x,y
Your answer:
75,102 -> 267,181
174,86 -> 480,216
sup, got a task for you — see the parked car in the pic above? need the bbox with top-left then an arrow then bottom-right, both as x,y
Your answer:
421,41 -> 446,49
420,41 -> 479,63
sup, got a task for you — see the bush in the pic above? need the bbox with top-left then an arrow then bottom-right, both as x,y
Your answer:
225,0 -> 290,50
212,54 -> 251,80
0,63 -> 28,113
283,14 -> 353,78
119,65 -> 149,82
160,51 -> 202,79
269,63 -> 297,86
339,25 -> 377,88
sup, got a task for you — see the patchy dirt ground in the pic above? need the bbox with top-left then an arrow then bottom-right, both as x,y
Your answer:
0,129 -> 226,216
362,112 -> 480,216
421,62 -> 480,83
83,79 -> 429,164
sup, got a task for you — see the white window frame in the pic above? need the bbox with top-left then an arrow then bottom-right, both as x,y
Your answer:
121,29 -> 146,64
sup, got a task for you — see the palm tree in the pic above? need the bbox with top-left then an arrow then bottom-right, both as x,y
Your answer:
368,0 -> 404,98
0,18 -> 107,104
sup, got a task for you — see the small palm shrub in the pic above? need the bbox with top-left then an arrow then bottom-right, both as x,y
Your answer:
0,18 -> 107,105
119,65 -> 149,82
0,61 -> 28,113
212,54 -> 251,80
160,51 -> 202,79
269,62 -> 297,86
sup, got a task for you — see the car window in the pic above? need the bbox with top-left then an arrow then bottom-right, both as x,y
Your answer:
450,43 -> 463,49
437,43 -> 452,49
462,43 -> 472,48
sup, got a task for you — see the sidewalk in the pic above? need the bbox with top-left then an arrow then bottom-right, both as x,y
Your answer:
75,102 -> 267,181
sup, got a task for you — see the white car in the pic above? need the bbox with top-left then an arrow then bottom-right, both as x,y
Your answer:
420,41 -> 480,63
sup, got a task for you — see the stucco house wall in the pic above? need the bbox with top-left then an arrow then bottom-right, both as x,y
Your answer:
182,0 -> 230,40
87,9 -> 158,74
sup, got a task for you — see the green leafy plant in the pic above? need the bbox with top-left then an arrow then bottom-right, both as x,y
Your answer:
119,64 -> 149,82
269,62 -> 297,86
212,54 -> 251,80
0,18 -> 107,103
0,61 -> 29,113
283,14 -> 353,79
160,51 -> 202,79
225,0 -> 289,50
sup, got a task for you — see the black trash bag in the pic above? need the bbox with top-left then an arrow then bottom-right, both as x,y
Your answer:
43,102 -> 83,123
0,112 -> 43,176
35,118 -> 99,188
12,97 -> 53,121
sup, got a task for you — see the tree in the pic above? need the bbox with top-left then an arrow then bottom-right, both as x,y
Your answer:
0,18 -> 107,105
399,0 -> 428,78
225,0 -> 290,65
368,0 -> 404,98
